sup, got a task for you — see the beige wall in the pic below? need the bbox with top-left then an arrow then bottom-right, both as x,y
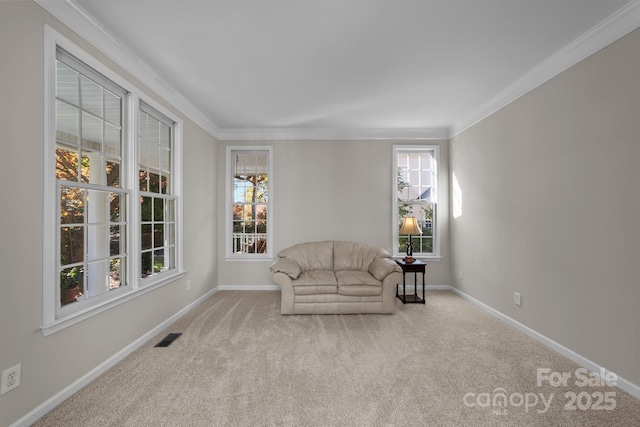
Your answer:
450,28 -> 640,386
0,2 -> 218,426
217,139 -> 451,289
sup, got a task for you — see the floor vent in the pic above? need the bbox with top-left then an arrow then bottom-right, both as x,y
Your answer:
154,333 -> 182,348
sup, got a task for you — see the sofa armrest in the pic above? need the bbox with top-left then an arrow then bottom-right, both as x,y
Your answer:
369,257 -> 401,280
270,258 -> 302,279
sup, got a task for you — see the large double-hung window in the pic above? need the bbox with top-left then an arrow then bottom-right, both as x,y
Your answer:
44,28 -> 182,333
393,145 -> 440,258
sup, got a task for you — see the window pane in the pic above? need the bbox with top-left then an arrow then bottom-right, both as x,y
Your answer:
139,169 -> 148,192
106,160 -> 120,188
166,223 -> 175,246
81,112 -> 102,150
153,249 -> 165,273
154,224 -> 164,248
110,225 -> 122,256
60,187 -> 84,224
56,146 -> 80,182
139,111 -> 149,139
60,266 -> 83,306
60,226 -> 84,265
109,258 -> 123,289
166,200 -> 175,222
87,224 -> 109,262
149,172 -> 160,193
160,147 -> 170,171
153,198 -> 164,221
104,90 -> 121,126
86,259 -> 110,297
161,172 -> 170,194
139,139 -> 149,166
141,224 -> 152,250
141,251 -> 152,278
56,61 -> 79,106
81,152 -> 105,185
104,123 -> 121,156
81,76 -> 103,117
109,192 -> 123,223
160,123 -> 170,148
56,100 -> 79,139
141,197 -> 152,221
149,143 -> 159,169
149,118 -> 160,143
167,247 -> 175,270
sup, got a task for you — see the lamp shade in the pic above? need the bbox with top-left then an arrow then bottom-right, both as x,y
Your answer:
399,217 -> 422,235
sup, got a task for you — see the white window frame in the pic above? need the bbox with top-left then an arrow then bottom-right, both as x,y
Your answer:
392,145 -> 441,259
225,146 -> 273,260
43,26 -> 184,335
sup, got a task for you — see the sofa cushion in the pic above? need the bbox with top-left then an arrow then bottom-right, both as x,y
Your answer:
333,241 -> 388,271
278,241 -> 334,272
368,257 -> 401,280
292,270 -> 337,295
270,258 -> 302,279
336,270 -> 382,296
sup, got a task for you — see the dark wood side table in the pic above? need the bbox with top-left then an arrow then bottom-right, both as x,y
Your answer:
395,259 -> 426,304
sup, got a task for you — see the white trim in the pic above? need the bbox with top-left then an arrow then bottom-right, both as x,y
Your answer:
218,284 -> 280,291
34,0 -> 219,139
225,146 -> 274,259
449,286 -> 640,400
42,26 -> 58,327
451,0 -> 640,137
217,127 -> 450,141
224,257 -> 275,263
14,286 -> 218,427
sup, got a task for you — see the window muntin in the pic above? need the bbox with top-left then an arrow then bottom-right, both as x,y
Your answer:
55,51 -> 127,308
228,149 -> 271,257
138,104 -> 176,279
394,146 -> 439,257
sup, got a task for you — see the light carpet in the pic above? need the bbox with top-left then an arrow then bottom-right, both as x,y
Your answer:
34,290 -> 640,426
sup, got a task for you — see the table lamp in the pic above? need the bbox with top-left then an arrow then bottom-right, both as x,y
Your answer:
399,216 -> 422,263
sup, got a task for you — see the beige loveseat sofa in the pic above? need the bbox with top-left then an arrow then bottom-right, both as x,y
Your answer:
270,241 -> 402,314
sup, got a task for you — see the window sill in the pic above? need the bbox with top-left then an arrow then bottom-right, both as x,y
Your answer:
42,270 -> 185,336
225,256 -> 275,262
393,255 -> 442,262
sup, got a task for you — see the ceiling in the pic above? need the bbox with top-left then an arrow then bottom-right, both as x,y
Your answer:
43,0 -> 639,138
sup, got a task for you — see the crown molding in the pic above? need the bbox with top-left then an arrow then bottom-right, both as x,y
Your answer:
217,127 -> 451,141
35,0 -> 220,139
451,0 -> 640,137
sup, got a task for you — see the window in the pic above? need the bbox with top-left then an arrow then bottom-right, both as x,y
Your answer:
55,48 -> 128,307
226,147 -> 272,258
138,103 -> 177,279
393,146 -> 440,258
44,28 -> 183,333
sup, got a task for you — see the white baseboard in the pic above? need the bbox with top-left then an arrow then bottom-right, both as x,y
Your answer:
449,286 -> 640,400
218,284 -> 280,291
11,287 -> 219,427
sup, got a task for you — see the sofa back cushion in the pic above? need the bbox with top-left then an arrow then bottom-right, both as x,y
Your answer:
333,241 -> 389,271
277,241 -> 334,272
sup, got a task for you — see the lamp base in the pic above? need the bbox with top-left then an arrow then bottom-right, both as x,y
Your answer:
404,256 -> 415,264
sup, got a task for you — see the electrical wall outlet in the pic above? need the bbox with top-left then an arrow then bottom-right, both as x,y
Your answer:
514,292 -> 522,306
186,280 -> 191,291
458,270 -> 463,281
1,364 -> 21,395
